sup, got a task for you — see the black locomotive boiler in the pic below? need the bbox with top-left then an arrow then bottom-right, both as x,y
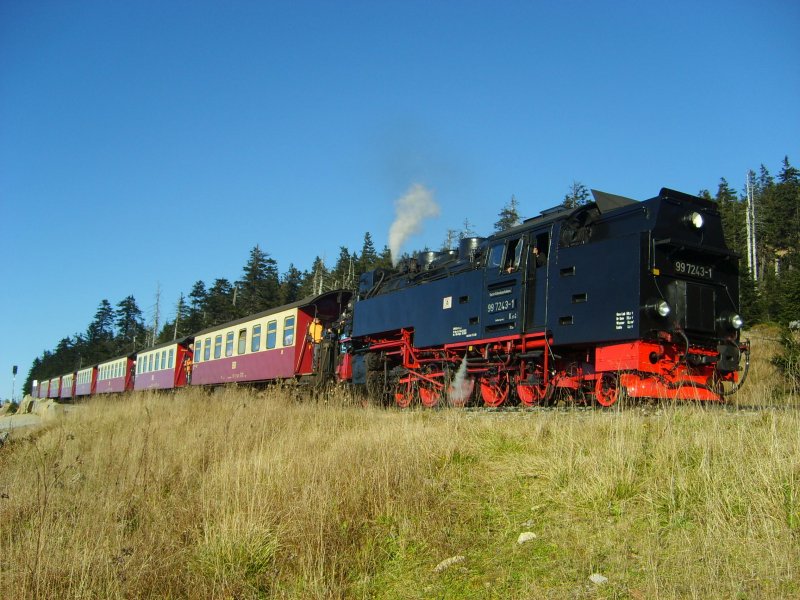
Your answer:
343,188 -> 748,407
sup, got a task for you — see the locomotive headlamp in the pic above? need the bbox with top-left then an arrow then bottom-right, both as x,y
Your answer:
686,211 -> 704,229
718,312 -> 744,331
647,299 -> 671,318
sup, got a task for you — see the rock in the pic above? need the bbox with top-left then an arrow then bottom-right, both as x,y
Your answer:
589,573 -> 608,585
433,555 -> 465,573
517,531 -> 537,545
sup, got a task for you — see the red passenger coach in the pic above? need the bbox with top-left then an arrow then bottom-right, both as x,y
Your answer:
96,355 -> 135,395
75,366 -> 97,397
191,291 -> 351,387
134,337 -> 194,391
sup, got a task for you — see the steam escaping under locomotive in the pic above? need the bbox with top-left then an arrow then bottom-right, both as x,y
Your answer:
36,187 -> 749,408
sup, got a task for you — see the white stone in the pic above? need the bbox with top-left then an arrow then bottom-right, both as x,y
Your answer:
517,531 -> 537,544
589,573 -> 608,585
433,555 -> 465,573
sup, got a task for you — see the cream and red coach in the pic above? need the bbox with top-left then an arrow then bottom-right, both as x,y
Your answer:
134,337 -> 194,391
95,354 -> 135,395
74,366 -> 97,397
191,291 -> 351,386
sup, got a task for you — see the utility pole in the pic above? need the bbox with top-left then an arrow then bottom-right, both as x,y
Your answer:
153,283 -> 161,346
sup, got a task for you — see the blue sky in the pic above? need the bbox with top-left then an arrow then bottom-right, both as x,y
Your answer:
1,0 -> 798,399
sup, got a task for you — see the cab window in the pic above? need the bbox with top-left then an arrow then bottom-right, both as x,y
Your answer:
487,242 -> 504,270
504,238 -> 522,273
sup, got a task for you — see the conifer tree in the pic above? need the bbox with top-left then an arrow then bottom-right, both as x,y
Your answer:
494,195 -> 521,231
358,232 -> 379,273
331,246 -> 357,290
237,245 -> 280,315
186,280 -> 208,332
562,181 -> 590,209
115,295 -> 146,352
205,279 -> 236,326
86,299 -> 116,361
280,264 -> 304,304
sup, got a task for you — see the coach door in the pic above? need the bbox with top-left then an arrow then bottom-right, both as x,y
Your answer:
482,236 -> 524,337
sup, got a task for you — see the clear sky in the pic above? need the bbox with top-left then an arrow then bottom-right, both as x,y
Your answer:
1,0 -> 798,399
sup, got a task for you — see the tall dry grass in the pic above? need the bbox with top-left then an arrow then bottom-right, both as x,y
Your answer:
0,332 -> 797,598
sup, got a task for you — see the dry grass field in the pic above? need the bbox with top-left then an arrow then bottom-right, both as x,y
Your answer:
1,329 -> 798,599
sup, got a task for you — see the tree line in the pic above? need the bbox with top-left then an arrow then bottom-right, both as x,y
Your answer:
22,157 -> 800,395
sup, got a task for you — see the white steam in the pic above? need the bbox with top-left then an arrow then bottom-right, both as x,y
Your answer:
447,356 -> 472,406
388,184 -> 440,266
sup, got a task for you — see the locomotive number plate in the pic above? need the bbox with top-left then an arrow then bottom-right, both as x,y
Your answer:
674,260 -> 713,279
487,298 -> 516,313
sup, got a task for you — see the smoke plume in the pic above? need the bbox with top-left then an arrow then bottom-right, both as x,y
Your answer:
388,184 -> 440,266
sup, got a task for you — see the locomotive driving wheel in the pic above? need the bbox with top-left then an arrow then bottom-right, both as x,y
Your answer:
517,381 -> 553,407
480,372 -> 510,407
594,373 -> 626,407
418,383 -> 442,408
393,376 -> 416,408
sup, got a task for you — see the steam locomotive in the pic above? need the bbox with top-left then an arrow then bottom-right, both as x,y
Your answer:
36,188 -> 748,407
344,187 -> 748,406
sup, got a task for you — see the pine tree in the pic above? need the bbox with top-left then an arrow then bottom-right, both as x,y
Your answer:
331,246 -> 356,290
236,245 -> 280,316
562,181 -> 590,209
186,280 -> 208,332
205,279 -> 236,326
358,232 -> 379,273
115,295 -> 146,352
459,218 -> 476,240
441,229 -> 459,251
494,195 -> 521,232
86,299 -> 116,361
280,264 -> 304,304
300,257 -> 328,297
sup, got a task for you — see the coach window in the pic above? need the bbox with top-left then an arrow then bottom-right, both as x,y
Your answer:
225,332 -> 234,357
252,324 -> 262,352
487,242 -> 504,272
195,340 -> 202,363
283,316 -> 295,346
168,349 -> 174,369
238,328 -> 247,355
204,337 -> 211,361
161,351 -> 167,370
214,335 -> 222,359
267,320 -> 277,349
